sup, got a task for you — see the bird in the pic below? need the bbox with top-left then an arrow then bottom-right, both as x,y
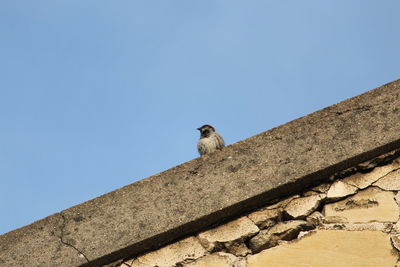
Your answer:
197,124 -> 225,155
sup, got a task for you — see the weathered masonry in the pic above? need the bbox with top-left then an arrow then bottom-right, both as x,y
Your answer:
1,80 -> 400,267
122,151 -> 400,267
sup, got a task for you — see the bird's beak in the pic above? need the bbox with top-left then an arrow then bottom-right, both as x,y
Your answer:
197,128 -> 201,131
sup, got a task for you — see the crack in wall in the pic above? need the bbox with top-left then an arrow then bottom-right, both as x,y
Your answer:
333,105 -> 373,116
119,261 -> 132,267
372,166 -> 400,187
59,213 -> 90,263
117,150 -> 400,266
390,236 -> 400,255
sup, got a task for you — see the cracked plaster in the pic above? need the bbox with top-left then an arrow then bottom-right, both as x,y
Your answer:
121,151 -> 400,267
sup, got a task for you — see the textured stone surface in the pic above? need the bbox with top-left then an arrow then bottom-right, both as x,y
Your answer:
126,237 -> 206,267
248,220 -> 312,253
2,80 -> 400,266
320,222 -> 393,232
283,195 -> 321,219
247,208 -> 280,229
323,187 -> 399,223
121,260 -> 150,267
183,252 -> 242,267
390,235 -> 400,251
306,211 -> 324,226
326,180 -> 358,200
197,217 -> 259,251
246,230 -> 397,267
373,169 -> 400,191
311,183 -> 331,193
396,191 -> 400,206
393,220 -> 400,233
343,163 -> 400,189
226,242 -> 251,257
266,195 -> 300,210
0,214 -> 88,267
323,216 -> 348,224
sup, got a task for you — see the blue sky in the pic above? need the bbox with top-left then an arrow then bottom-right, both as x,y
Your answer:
1,1 -> 399,234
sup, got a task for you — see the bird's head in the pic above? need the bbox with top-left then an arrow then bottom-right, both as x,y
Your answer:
197,124 -> 215,138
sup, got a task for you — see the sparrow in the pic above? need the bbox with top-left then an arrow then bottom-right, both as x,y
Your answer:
197,124 -> 225,155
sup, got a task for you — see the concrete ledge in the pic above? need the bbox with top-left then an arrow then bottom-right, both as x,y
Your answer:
1,80 -> 400,266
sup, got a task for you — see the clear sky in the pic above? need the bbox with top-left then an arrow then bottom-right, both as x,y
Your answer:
1,1 -> 399,234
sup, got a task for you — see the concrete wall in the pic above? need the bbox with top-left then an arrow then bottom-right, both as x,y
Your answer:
122,151 -> 400,267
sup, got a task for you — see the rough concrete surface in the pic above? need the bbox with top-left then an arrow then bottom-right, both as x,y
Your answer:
1,80 -> 400,266
0,213 -> 88,266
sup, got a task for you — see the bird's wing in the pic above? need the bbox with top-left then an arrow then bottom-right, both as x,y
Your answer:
216,133 -> 225,149
197,140 -> 207,155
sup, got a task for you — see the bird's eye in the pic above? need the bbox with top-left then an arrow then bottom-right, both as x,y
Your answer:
203,129 -> 209,134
